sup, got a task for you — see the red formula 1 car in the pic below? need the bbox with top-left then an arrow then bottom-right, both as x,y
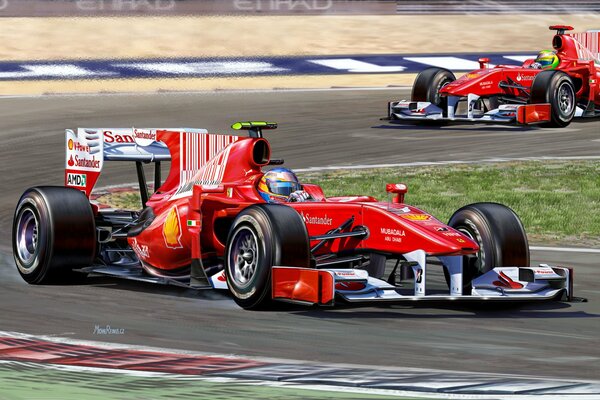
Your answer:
385,26 -> 600,127
13,123 -> 574,309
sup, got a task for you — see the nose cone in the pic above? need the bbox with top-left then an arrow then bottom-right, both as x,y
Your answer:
440,69 -> 498,96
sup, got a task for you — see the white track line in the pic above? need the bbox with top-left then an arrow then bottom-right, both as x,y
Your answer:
530,246 -> 600,254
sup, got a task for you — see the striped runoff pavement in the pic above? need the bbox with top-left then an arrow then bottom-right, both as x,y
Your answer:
0,331 -> 599,398
0,52 -> 535,81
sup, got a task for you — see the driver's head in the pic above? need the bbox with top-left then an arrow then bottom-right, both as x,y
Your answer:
535,50 -> 560,70
258,168 -> 301,203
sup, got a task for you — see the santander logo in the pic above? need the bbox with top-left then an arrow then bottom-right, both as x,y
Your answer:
133,128 -> 157,147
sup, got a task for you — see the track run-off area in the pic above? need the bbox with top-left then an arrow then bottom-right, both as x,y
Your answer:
0,88 -> 599,397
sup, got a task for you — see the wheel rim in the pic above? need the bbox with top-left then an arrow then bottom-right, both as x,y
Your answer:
16,209 -> 39,266
434,78 -> 451,106
228,227 -> 259,286
456,226 -> 485,275
557,81 -> 575,116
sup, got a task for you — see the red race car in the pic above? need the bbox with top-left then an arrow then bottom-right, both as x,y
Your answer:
13,123 -> 574,309
385,26 -> 600,127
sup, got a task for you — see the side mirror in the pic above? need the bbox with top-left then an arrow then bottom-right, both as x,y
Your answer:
386,183 -> 408,204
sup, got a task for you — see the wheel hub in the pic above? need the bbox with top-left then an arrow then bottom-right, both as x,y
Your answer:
229,227 -> 259,285
557,82 -> 574,115
16,209 -> 38,265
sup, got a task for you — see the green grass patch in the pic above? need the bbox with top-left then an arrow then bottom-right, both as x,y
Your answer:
99,161 -> 600,246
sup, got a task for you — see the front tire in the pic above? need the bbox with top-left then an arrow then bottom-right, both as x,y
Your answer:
530,70 -> 576,128
225,204 -> 311,310
447,202 -> 529,293
12,186 -> 96,284
412,67 -> 456,114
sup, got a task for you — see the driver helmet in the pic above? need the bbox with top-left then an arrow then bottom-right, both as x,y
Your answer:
258,168 -> 301,203
535,50 -> 560,70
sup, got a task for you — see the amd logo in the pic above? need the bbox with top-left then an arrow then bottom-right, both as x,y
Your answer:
234,0 -> 333,11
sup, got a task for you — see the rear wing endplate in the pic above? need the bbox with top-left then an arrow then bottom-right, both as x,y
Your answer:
65,127 -> 206,197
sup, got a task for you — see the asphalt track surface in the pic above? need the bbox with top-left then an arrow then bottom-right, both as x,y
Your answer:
0,89 -> 599,381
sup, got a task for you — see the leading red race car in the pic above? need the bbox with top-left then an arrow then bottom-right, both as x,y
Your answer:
385,26 -> 600,127
13,123 -> 574,309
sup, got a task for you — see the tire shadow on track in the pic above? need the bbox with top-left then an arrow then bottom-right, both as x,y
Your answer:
371,124 -> 541,133
286,301 -> 600,320
12,271 -> 595,317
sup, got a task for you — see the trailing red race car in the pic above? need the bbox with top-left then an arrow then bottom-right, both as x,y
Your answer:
385,26 -> 600,127
13,122 -> 574,309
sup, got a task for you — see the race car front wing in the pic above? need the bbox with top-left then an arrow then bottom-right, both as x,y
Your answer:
271,250 -> 574,306
384,97 -> 553,125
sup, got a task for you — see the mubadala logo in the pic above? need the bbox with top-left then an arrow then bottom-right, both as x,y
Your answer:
381,228 -> 405,236
67,173 -> 87,188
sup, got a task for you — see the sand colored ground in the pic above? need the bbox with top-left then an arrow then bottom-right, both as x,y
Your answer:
0,14 -> 597,95
0,73 -> 419,96
0,14 -> 598,61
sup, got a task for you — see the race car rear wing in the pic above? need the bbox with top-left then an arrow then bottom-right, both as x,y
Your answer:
65,122 -> 276,203
64,128 -> 238,203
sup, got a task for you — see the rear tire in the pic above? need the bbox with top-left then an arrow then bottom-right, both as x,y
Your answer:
530,70 -> 576,128
12,186 -> 96,284
412,67 -> 456,114
225,204 -> 311,310
446,202 -> 529,294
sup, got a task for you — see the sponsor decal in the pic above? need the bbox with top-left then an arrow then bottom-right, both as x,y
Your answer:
66,173 -> 87,188
133,128 -> 157,147
67,154 -> 101,169
187,220 -> 201,227
380,228 -> 405,236
163,206 -> 183,249
456,238 -> 466,243
415,268 -> 423,283
400,214 -> 431,221
381,227 -> 405,243
131,238 -> 150,259
65,129 -> 104,196
516,73 -> 535,82
534,269 -> 555,274
442,231 -> 461,237
227,187 -> 234,198
104,130 -> 135,143
301,212 -> 333,226
334,270 -> 367,278
466,73 -> 479,78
